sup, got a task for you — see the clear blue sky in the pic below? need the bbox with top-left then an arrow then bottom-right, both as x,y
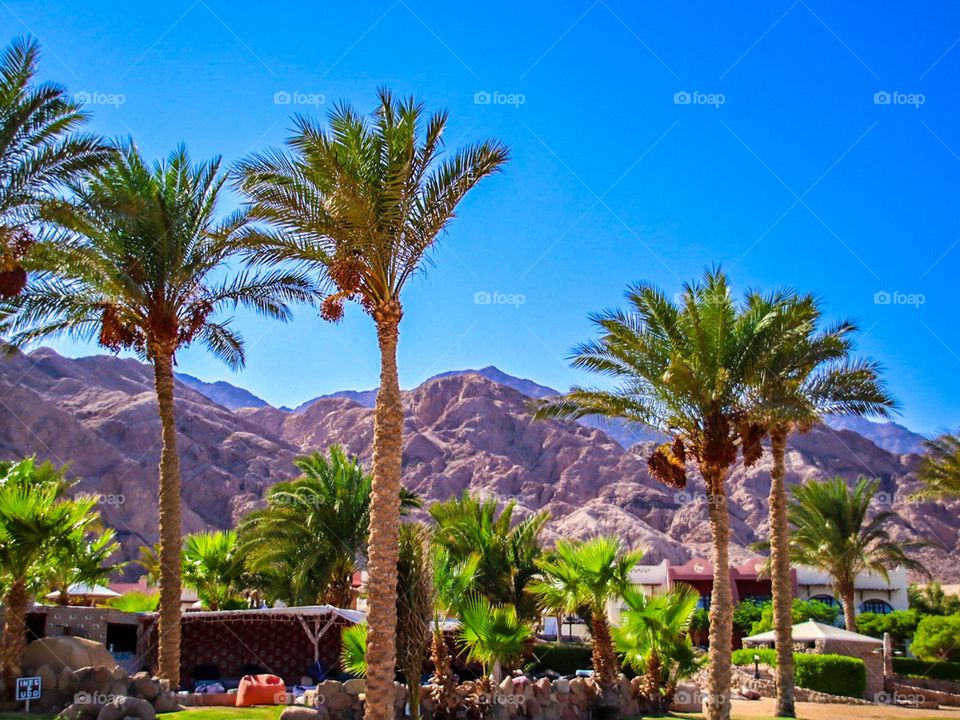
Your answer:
6,1 -> 959,434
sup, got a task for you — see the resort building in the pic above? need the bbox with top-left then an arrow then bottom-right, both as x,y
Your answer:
606,556 -> 909,625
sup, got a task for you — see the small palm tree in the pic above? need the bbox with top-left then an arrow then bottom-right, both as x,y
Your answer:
236,90 -> 508,720
913,432 -> 960,500
458,595 -> 532,694
396,523 -> 433,720
3,143 -> 316,685
45,524 -> 123,605
530,536 -> 642,694
429,546 -> 479,719
534,269 -> 781,720
182,530 -> 241,610
613,583 -> 704,714
107,591 -> 160,613
237,446 -> 419,607
340,623 -> 368,677
430,492 -> 548,621
0,37 -> 112,298
744,290 -> 895,717
786,476 -> 927,630
0,458 -> 102,696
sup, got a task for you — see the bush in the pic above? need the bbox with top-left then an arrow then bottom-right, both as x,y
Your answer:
528,642 -> 593,675
733,649 -> 866,698
893,657 -> 960,682
748,598 -> 839,635
856,610 -> 919,648
733,600 -> 765,635
911,614 -> 960,662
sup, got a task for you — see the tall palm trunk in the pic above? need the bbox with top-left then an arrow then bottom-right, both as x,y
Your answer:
590,613 -> 619,692
1,578 -> 28,699
840,583 -> 857,631
705,472 -> 733,720
153,350 -> 182,688
768,427 -> 795,717
430,628 -> 457,718
365,305 -> 404,720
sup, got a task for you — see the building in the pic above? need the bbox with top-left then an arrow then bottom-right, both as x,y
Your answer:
607,556 -> 908,625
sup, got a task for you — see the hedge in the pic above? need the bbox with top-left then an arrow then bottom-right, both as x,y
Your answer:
732,649 -> 866,698
893,657 -> 960,682
528,643 -> 594,676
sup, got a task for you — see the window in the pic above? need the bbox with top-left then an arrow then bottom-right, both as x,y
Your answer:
859,599 -> 893,615
696,595 -> 711,611
810,594 -> 839,607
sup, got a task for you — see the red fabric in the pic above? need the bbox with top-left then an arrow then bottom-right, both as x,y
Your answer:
236,674 -> 287,706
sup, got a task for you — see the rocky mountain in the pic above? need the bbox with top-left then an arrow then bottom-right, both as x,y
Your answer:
1,348 -> 956,579
825,415 -> 928,456
175,373 -> 269,411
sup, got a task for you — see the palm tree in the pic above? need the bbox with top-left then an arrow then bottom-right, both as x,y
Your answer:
340,622 -> 368,677
3,143 -> 316,686
786,476 -> 927,630
236,90 -> 508,720
237,446 -> 419,607
45,524 -> 123,605
430,492 -> 548,621
534,269 -> 781,720
530,536 -> 642,695
429,546 -> 479,719
396,523 -> 433,720
744,291 -> 896,717
182,530 -> 242,610
458,595 -> 532,695
613,583 -> 703,714
0,458 -> 102,696
913,432 -> 960,500
0,37 -> 112,299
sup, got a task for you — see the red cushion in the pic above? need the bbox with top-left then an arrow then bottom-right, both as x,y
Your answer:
236,674 -> 287,706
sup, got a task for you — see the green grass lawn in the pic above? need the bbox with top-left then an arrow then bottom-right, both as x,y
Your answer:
159,708 -> 284,720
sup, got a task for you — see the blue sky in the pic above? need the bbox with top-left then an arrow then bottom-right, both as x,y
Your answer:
5,1 -> 959,434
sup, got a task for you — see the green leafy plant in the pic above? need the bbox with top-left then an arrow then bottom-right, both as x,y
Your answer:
909,582 -> 960,616
182,530 -> 242,610
855,610 -> 919,649
892,657 -> 960,682
107,591 -> 160,613
613,583 -> 704,714
458,595 -> 532,688
912,432 -> 960,500
748,599 -> 839,635
340,623 -> 368,677
911,614 -> 960,662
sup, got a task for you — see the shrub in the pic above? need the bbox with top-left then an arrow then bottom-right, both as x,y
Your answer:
733,649 -> 865,698
733,600 -> 765,635
893,657 -> 960,682
528,642 -> 593,675
911,614 -> 960,662
856,610 -> 919,648
748,598 -> 839,635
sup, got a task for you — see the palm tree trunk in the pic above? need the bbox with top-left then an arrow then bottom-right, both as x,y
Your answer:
841,584 -> 857,631
1,578 -> 28,699
769,427 -> 795,718
429,628 -> 457,719
590,613 -> 619,692
365,306 -> 404,720
705,472 -> 733,720
153,350 -> 182,688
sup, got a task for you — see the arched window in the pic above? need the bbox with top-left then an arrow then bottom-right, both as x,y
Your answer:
810,594 -> 839,607
859,599 -> 893,615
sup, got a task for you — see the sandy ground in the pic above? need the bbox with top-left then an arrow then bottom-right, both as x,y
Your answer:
673,697 -> 960,720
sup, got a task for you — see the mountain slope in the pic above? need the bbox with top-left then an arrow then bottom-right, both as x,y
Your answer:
826,415 -> 927,456
176,373 -> 269,410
